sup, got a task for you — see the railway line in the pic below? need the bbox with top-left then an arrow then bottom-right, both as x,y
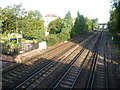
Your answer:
13,31 -> 100,89
13,33 -> 97,89
91,32 -> 108,89
48,32 -> 101,89
2,30 -> 117,89
2,32 -> 94,88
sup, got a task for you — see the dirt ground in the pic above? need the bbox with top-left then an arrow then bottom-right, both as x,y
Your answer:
108,33 -> 120,88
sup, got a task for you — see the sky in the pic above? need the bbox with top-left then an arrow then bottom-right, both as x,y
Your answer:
0,0 -> 112,23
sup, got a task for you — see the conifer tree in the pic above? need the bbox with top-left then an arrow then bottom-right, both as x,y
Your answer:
61,11 -> 73,33
60,11 -> 73,39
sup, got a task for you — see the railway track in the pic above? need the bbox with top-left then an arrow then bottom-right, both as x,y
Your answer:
91,31 -> 108,89
12,31 -> 100,89
85,31 -> 109,89
2,32 -> 92,74
2,32 -> 94,89
13,32 -> 96,89
48,31 -> 102,89
2,30 -> 115,89
2,43 -> 78,88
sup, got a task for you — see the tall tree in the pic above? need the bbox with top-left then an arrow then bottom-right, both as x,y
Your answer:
71,11 -> 81,37
61,11 -> 73,33
0,7 -> 3,32
48,17 -> 62,34
23,10 -> 45,38
2,4 -> 26,34
85,17 -> 92,32
91,18 -> 98,30
2,5 -> 17,34
2,4 -> 45,39
60,11 -> 73,39
71,11 -> 88,37
108,1 -> 120,34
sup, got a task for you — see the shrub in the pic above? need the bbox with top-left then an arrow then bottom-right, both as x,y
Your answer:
57,32 -> 70,42
113,35 -> 120,48
2,43 -> 10,55
46,34 -> 60,46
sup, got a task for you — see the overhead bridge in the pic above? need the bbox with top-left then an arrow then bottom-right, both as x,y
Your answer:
98,23 -> 107,29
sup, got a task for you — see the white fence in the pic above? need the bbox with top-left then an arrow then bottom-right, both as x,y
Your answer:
39,41 -> 47,50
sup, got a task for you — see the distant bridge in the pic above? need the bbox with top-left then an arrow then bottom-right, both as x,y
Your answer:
98,23 -> 107,29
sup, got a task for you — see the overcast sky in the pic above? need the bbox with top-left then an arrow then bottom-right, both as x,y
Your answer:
0,0 -> 111,23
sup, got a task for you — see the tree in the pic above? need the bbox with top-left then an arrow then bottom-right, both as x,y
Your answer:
60,11 -> 73,39
0,7 -> 3,32
2,4 -> 27,34
61,11 -> 73,33
108,1 -> 120,34
48,17 -> 62,34
85,17 -> 92,32
23,10 -> 45,38
91,18 -> 98,30
1,4 -> 45,40
2,6 -> 17,34
71,11 -> 88,37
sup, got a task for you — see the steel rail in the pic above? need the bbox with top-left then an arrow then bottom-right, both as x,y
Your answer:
86,31 -> 103,89
90,31 -> 108,89
48,32 -> 99,89
4,44 -> 77,89
12,33 -> 95,89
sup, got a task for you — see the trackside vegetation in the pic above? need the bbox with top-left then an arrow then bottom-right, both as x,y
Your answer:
108,1 -> 120,48
1,4 -> 98,55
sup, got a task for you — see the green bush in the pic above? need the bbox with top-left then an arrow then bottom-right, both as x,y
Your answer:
46,34 -> 60,46
2,43 -> 10,55
2,41 -> 20,56
57,32 -> 70,42
113,35 -> 120,48
46,32 -> 71,47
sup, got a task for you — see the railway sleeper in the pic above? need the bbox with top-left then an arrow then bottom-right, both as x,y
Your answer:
2,78 -> 8,82
61,81 -> 72,85
66,75 -> 76,79
69,71 -> 78,74
27,84 -> 36,89
95,81 -> 105,85
30,82 -> 39,87
12,71 -> 21,74
45,71 -> 52,75
36,78 -> 44,83
64,78 -> 74,82
68,72 -> 78,76
59,83 -> 70,88
4,75 -> 13,79
24,82 -> 30,86
96,77 -> 105,81
42,74 -> 48,77
96,71 -> 105,74
21,85 -> 26,88
94,84 -> 105,88
71,67 -> 79,71
7,73 -> 17,77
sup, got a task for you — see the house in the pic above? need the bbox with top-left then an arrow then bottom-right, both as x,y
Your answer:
43,14 -> 59,27
42,14 -> 59,35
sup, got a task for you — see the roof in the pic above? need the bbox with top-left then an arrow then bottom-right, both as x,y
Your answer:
45,14 -> 58,17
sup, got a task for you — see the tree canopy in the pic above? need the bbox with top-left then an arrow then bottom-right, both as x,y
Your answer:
91,18 -> 98,30
71,11 -> 92,37
60,11 -> 73,40
1,4 -> 45,39
61,11 -> 73,33
108,1 -> 120,34
48,17 -> 62,34
1,3 -> 99,47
